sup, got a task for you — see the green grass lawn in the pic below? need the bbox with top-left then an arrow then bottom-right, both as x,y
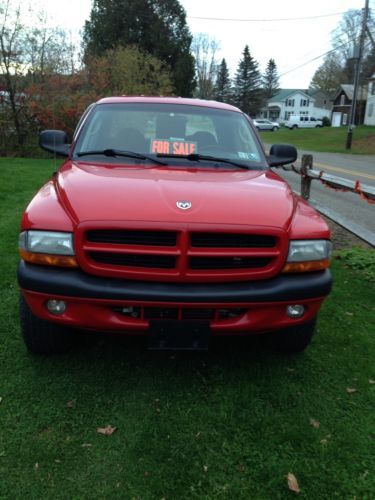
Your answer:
1,158 -> 374,499
260,125 -> 375,155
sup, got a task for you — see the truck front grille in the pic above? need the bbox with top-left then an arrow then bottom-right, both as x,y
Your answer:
76,224 -> 287,282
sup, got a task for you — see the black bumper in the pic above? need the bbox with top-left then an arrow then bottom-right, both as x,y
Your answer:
18,261 -> 332,303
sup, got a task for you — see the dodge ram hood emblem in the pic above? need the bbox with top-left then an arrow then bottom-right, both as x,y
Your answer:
176,200 -> 192,210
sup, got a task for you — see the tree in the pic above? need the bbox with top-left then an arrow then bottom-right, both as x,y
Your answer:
83,0 -> 195,97
0,1 -> 27,145
331,8 -> 375,84
192,33 -> 219,99
214,58 -> 232,103
0,0 -> 79,151
233,45 -> 262,116
262,58 -> 280,99
87,46 -> 174,96
310,53 -> 344,93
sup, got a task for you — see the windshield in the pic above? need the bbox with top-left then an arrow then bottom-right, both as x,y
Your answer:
72,102 -> 266,169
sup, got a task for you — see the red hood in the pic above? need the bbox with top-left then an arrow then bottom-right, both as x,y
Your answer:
55,161 -> 296,230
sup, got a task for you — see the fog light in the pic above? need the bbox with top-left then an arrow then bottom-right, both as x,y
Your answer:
46,299 -> 67,315
286,304 -> 305,318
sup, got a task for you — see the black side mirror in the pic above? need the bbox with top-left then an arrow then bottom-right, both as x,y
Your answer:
39,130 -> 71,157
268,144 -> 297,167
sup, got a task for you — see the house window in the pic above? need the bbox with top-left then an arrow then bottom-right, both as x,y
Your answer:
285,111 -> 293,120
371,83 -> 375,96
368,103 -> 373,117
300,111 -> 308,115
340,94 -> 345,105
342,113 -> 348,125
286,99 -> 295,107
300,99 -> 309,107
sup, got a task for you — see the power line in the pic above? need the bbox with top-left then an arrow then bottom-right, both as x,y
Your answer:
278,37 -> 360,78
188,12 -> 345,23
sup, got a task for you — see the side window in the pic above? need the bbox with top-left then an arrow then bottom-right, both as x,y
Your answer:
310,117 -> 316,121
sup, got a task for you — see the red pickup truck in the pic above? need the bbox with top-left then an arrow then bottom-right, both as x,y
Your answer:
18,97 -> 332,353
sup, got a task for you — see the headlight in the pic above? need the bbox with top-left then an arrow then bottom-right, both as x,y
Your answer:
20,231 -> 75,255
19,230 -> 78,267
283,240 -> 331,273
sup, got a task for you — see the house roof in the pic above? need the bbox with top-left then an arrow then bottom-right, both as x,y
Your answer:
333,84 -> 367,101
268,89 -> 312,103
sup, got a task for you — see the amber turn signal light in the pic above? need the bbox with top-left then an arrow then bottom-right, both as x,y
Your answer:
19,249 -> 78,268
282,259 -> 330,273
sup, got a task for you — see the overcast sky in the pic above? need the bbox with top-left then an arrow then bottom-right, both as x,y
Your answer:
34,0 -> 373,88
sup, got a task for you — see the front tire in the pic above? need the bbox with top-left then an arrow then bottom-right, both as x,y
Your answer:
293,125 -> 298,129
19,294 -> 74,354
272,126 -> 278,131
261,317 -> 317,353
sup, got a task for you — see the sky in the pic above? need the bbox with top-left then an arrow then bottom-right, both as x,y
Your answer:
31,0 -> 373,89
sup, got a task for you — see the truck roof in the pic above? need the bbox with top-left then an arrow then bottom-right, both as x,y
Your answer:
97,96 -> 241,113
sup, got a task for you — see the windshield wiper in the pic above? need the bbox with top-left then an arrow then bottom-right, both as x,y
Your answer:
76,149 -> 167,166
156,153 -> 249,169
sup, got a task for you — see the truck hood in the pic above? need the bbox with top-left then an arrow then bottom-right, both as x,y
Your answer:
56,161 -> 296,229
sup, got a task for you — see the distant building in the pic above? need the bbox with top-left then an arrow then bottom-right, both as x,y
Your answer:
331,84 -> 367,127
364,74 -> 375,126
260,89 -> 332,123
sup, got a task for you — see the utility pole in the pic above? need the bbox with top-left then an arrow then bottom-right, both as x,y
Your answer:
346,0 -> 369,150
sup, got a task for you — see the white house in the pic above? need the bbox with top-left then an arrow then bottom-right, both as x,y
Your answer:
260,89 -> 332,123
364,73 -> 375,126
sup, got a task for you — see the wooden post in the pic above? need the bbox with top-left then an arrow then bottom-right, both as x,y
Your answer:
301,154 -> 313,200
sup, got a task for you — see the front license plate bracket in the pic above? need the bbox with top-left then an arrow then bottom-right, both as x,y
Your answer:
148,320 -> 210,351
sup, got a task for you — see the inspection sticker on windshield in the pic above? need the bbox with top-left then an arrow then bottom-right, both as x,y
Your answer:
151,140 -> 197,155
238,152 -> 259,160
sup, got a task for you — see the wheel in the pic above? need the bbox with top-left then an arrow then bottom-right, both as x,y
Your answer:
315,125 -> 322,128
261,317 -> 317,353
292,125 -> 298,129
19,294 -> 74,354
272,126 -> 278,131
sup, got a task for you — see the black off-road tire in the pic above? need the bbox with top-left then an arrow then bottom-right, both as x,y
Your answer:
19,294 -> 74,354
261,317 -> 317,354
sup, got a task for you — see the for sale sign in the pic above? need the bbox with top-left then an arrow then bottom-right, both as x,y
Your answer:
151,140 -> 197,155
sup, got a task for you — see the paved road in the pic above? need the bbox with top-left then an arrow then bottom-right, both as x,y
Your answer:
264,143 -> 375,245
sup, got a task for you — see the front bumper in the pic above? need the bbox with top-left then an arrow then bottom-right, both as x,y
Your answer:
18,261 -> 332,334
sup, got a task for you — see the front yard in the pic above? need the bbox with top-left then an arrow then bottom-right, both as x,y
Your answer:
0,158 -> 374,498
259,125 -> 375,155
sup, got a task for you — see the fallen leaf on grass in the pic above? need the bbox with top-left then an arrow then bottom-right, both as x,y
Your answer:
81,443 -> 92,448
34,463 -> 39,471
97,425 -> 117,436
309,418 -> 320,428
0,397 -> 2,404
346,388 -> 357,394
66,399 -> 76,409
287,473 -> 300,494
369,379 -> 375,384
345,312 -> 354,316
203,465 -> 208,473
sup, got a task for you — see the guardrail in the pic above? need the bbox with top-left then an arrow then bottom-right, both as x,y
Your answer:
280,154 -> 375,205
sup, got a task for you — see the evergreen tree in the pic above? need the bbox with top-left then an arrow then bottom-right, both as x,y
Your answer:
83,0 -> 195,96
214,58 -> 232,103
233,45 -> 262,116
262,58 -> 280,99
